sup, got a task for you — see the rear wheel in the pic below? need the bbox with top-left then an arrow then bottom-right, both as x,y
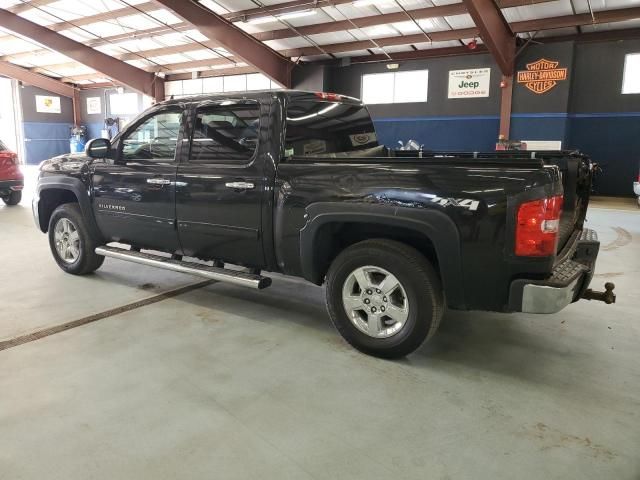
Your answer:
325,239 -> 444,359
48,203 -> 104,275
2,190 -> 21,205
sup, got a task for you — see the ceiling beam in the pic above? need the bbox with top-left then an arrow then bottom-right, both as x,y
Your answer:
513,6 -> 640,32
151,0 -> 293,87
0,2 -> 162,43
223,0 -> 354,23
0,7 -> 164,100
253,0 -> 555,42
0,0 -> 555,65
537,26 -> 640,44
348,45 -> 489,64
0,59 -> 75,97
165,65 -> 259,82
462,0 -> 515,75
281,5 -> 640,58
280,28 -> 480,57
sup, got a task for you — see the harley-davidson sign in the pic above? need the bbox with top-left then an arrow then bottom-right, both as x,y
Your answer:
517,58 -> 568,94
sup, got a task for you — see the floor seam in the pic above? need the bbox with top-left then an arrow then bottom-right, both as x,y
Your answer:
0,279 -> 214,352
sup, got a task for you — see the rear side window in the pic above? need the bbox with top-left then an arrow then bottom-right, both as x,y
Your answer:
0,139 -> 7,151
285,100 -> 378,158
190,103 -> 260,163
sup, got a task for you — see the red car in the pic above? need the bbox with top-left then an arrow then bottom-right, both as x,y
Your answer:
0,139 -> 23,206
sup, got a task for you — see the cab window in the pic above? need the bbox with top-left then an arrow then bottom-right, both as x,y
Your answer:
189,103 -> 260,164
122,109 -> 182,163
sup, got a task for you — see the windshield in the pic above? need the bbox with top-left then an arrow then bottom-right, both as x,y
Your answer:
285,100 -> 379,158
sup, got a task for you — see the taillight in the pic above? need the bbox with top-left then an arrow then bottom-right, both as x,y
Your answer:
515,195 -> 563,256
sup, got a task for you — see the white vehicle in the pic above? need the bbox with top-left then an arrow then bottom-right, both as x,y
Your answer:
635,170 -> 640,207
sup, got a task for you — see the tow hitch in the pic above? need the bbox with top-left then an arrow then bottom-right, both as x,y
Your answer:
582,282 -> 616,304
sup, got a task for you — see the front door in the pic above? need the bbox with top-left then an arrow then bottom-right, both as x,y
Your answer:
92,106 -> 185,252
176,100 -> 265,266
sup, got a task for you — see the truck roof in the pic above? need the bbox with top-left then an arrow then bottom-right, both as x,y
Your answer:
160,89 -> 363,107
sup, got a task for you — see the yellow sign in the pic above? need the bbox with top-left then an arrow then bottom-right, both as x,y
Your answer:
517,59 -> 568,94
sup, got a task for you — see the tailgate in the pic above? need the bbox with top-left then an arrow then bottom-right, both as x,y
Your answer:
540,152 -> 593,252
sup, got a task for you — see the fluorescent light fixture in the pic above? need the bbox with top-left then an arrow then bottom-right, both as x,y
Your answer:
353,0 -> 392,7
247,8 -> 317,24
277,9 -> 317,20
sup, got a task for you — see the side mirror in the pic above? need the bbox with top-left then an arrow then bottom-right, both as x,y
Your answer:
85,138 -> 111,159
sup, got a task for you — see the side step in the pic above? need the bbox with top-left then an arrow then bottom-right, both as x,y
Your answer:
95,246 -> 272,289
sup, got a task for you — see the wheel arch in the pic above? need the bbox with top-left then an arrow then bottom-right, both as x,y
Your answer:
299,203 -> 466,309
36,176 -> 99,236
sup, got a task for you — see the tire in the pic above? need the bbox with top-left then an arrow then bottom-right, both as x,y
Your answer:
325,239 -> 444,359
48,203 -> 104,275
2,190 -> 21,206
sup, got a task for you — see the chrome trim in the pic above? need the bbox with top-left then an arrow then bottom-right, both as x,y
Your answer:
521,277 -> 580,314
225,181 -> 255,190
95,246 -> 270,289
146,178 -> 171,185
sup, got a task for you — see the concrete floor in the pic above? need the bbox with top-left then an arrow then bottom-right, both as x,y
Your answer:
1,169 -> 639,479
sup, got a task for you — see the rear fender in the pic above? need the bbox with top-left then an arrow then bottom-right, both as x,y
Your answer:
300,202 -> 465,308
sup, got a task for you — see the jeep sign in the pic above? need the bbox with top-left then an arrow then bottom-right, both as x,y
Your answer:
448,68 -> 491,98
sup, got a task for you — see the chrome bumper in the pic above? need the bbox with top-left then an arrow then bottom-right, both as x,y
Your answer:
509,228 -> 599,314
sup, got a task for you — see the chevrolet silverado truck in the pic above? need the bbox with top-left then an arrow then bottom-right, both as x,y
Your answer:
33,90 -> 615,358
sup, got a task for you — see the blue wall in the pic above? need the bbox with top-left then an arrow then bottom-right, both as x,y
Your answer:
374,116 -> 499,151
567,113 -> 640,196
23,122 -> 71,165
20,85 -> 74,165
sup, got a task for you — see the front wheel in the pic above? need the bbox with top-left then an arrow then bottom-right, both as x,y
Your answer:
2,190 -> 21,205
48,203 -> 104,275
325,239 -> 444,359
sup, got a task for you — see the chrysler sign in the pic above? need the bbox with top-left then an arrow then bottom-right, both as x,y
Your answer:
448,68 -> 491,98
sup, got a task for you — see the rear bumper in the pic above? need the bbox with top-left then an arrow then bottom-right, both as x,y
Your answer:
508,228 -> 599,313
0,179 -> 24,195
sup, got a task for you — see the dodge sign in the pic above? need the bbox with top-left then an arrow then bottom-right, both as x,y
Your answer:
448,68 -> 491,98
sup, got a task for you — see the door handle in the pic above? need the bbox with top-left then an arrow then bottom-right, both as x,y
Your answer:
147,178 -> 171,185
225,181 -> 255,190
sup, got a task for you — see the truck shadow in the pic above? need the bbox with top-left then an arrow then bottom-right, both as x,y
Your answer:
164,276 -> 588,389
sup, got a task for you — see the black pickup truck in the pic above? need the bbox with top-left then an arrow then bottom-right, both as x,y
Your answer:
33,90 -> 615,358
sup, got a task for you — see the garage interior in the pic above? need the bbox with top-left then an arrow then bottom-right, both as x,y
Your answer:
1,0 -> 639,478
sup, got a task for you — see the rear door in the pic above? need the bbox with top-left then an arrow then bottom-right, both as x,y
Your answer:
92,106 -> 185,252
175,100 -> 265,266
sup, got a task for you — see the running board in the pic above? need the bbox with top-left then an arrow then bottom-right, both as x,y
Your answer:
95,246 -> 271,289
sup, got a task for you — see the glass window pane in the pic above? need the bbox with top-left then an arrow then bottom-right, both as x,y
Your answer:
203,76 -> 223,93
285,101 -> 378,157
622,53 -> 640,94
247,73 -> 271,90
394,70 -> 428,103
122,110 -> 182,163
109,92 -> 139,115
165,81 -> 183,96
190,103 -> 260,163
223,74 -> 247,92
182,78 -> 203,95
362,72 -> 394,104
